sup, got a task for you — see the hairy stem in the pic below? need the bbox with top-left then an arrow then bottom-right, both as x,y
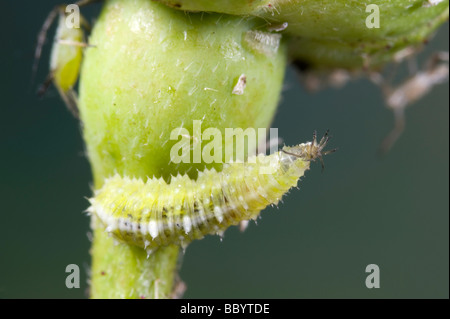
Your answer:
90,224 -> 180,299
80,0 -> 286,298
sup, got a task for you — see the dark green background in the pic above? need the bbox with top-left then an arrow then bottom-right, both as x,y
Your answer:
0,1 -> 448,298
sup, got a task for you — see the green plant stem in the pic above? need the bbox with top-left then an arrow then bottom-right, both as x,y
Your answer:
90,223 -> 180,299
80,0 -> 286,299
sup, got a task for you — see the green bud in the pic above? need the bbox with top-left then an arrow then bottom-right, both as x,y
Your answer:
79,0 -> 287,184
156,0 -> 449,69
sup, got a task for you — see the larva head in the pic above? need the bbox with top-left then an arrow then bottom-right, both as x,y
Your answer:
282,130 -> 337,171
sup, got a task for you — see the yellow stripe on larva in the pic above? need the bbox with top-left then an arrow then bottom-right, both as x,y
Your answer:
88,134 -> 335,253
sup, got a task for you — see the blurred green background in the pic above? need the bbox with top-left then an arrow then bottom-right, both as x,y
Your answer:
0,1 -> 448,299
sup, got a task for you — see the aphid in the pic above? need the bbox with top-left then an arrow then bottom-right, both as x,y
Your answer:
87,132 -> 336,254
34,1 -> 97,117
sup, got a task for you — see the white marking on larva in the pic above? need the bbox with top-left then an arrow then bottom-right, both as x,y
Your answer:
214,206 -> 224,223
232,74 -> 247,95
198,208 -> 207,223
239,220 -> 250,232
104,214 -> 114,230
148,220 -> 159,239
117,218 -> 124,231
140,222 -> 148,235
244,30 -> 281,57
183,215 -> 192,234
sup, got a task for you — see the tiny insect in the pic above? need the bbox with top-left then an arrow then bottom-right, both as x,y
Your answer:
34,1 -> 98,117
87,131 -> 336,254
